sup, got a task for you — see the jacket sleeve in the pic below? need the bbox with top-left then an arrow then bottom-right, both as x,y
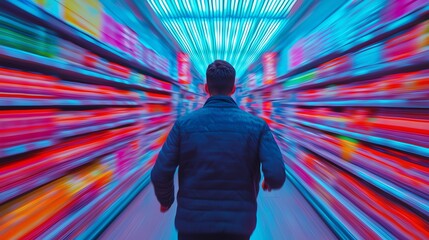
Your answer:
151,121 -> 180,207
259,123 -> 286,189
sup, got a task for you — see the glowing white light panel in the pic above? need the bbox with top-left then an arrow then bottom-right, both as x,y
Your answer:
147,0 -> 297,80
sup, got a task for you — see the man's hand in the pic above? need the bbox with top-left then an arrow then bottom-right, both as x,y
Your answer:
160,205 -> 170,213
262,180 -> 272,192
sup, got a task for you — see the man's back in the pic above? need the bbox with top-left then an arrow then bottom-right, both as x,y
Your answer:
151,95 -> 286,237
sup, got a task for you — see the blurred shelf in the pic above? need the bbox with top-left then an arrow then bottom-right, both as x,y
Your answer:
271,129 -> 295,145
285,99 -> 429,108
142,113 -> 173,120
295,137 -> 429,216
287,125 -> 429,196
79,164 -> 153,239
342,5 -> 429,54
0,134 -> 141,204
247,5 -> 429,93
143,100 -> 172,105
134,85 -> 174,95
0,45 -> 172,94
0,45 -> 127,87
283,50 -> 429,91
0,0 -> 177,85
58,118 -> 139,138
42,153 -> 155,239
288,118 -> 429,157
247,50 -> 429,97
284,162 -> 354,240
143,122 -> 172,135
0,117 -> 169,184
0,98 -> 139,107
0,139 -> 57,159
284,158 -> 393,239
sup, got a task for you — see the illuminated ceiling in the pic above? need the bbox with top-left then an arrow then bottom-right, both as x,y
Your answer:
147,0 -> 297,80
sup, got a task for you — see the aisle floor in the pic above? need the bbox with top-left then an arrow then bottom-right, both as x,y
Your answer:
101,176 -> 336,240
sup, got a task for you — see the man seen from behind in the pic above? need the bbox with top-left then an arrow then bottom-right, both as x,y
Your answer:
151,60 -> 286,240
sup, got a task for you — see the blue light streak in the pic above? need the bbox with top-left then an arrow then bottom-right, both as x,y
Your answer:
147,0 -> 297,79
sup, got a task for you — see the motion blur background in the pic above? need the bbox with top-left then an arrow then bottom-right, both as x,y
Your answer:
0,0 -> 428,239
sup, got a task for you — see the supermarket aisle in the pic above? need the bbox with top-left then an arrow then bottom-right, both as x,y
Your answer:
101,174 -> 336,240
100,179 -> 178,240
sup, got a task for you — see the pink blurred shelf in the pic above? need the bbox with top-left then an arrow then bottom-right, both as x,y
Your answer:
0,98 -> 139,107
293,135 -> 428,216
0,45 -> 173,95
0,1 -> 177,85
287,118 -> 429,157
286,99 -> 429,108
246,4 -> 429,94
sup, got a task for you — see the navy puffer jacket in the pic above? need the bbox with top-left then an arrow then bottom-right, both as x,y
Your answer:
151,96 -> 286,235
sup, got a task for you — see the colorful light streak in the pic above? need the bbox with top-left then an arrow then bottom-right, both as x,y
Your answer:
147,0 -> 297,79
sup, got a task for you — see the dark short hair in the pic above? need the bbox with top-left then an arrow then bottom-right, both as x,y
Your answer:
206,60 -> 236,95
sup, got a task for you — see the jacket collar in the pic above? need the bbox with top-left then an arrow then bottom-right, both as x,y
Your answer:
203,95 -> 238,108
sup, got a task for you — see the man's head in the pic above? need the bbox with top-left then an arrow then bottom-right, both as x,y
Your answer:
205,60 -> 236,96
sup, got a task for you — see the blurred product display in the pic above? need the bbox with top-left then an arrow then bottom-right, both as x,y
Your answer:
242,1 -> 429,239
0,0 -> 178,238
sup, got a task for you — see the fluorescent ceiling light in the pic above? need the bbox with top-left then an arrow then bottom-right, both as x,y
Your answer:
148,0 -> 297,81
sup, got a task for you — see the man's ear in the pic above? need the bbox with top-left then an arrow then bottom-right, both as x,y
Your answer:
205,84 -> 210,95
230,85 -> 236,95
